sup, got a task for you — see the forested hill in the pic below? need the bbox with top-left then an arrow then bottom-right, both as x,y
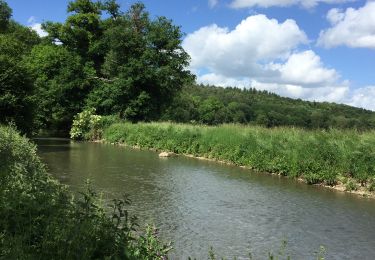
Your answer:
162,84 -> 375,129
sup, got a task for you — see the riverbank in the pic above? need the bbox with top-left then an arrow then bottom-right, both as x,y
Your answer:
89,122 -> 375,198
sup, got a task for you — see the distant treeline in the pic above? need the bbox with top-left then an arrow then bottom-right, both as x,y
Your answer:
162,84 -> 375,130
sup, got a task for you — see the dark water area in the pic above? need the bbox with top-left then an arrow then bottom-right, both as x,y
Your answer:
35,138 -> 375,259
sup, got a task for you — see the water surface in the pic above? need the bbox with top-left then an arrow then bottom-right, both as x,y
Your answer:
36,138 -> 375,259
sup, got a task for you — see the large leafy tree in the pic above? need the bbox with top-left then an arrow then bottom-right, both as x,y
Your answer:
0,35 -> 35,133
25,45 -> 92,131
0,0 -> 11,32
87,2 -> 194,121
0,1 -> 40,134
42,0 -> 193,123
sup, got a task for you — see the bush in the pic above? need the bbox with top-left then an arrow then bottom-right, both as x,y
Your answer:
70,108 -> 102,140
0,125 -> 170,259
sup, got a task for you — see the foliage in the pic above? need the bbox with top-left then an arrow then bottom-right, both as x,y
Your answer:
0,0 -> 11,32
95,122 -> 375,187
162,84 -> 375,130
70,108 -> 102,140
0,2 -> 40,134
0,35 -> 35,134
0,125 -> 171,259
41,0 -> 193,126
25,44 -> 89,131
345,180 -> 358,192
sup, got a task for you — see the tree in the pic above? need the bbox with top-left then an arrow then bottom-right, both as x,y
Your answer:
25,45 -> 90,131
87,2 -> 194,121
0,35 -> 35,133
0,0 -> 11,32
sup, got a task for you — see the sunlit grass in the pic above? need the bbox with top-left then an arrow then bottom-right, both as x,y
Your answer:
103,122 -> 375,189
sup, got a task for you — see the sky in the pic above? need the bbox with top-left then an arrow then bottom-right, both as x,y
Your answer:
6,0 -> 375,110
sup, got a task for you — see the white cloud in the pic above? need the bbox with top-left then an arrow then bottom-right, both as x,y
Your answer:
183,14 -> 375,110
27,16 -> 48,37
347,86 -> 375,111
183,14 -> 308,79
208,0 -> 218,8
318,2 -> 375,48
198,73 -> 252,87
277,50 -> 338,86
197,75 -> 349,103
183,15 -> 339,87
230,0 -> 353,9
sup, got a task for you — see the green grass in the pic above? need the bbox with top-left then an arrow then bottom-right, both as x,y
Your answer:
100,122 -> 375,188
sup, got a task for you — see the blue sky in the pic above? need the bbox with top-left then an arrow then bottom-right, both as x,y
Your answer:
6,0 -> 375,110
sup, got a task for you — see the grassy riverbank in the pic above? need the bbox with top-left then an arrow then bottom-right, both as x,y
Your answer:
98,122 -> 375,193
0,125 -> 171,259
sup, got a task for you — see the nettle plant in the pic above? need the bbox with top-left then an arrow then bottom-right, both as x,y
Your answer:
70,108 -> 102,140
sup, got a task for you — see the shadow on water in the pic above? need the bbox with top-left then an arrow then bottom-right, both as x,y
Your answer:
33,138 -> 74,153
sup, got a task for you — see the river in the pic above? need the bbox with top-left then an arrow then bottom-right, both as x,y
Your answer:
35,138 -> 375,259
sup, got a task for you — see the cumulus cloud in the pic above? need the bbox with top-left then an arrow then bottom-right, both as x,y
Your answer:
276,50 -> 339,86
230,0 -> 353,9
318,2 -> 375,48
347,86 -> 375,111
183,14 -> 308,79
183,15 -> 339,87
27,16 -> 48,37
182,14 -> 374,110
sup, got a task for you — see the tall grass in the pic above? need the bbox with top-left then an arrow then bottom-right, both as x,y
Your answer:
102,122 -> 375,188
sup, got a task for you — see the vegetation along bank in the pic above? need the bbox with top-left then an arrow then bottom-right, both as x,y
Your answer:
72,112 -> 375,197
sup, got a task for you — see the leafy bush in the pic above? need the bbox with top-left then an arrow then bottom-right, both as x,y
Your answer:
70,108 -> 102,140
0,125 -> 170,259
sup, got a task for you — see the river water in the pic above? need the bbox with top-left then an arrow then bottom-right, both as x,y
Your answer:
35,138 -> 375,259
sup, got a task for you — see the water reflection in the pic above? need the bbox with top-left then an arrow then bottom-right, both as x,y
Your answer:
36,139 -> 375,259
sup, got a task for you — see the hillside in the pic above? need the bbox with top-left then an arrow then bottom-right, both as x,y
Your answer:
162,84 -> 375,129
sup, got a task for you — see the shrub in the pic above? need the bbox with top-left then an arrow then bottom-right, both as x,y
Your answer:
70,108 -> 102,140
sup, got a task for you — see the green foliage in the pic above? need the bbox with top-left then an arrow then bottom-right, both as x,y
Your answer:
0,35 -> 35,134
163,85 -> 375,129
0,3 -> 40,134
345,180 -> 358,192
0,125 -> 171,259
39,0 -> 193,126
0,0 -> 11,32
86,2 -> 194,121
25,44 -> 90,131
70,108 -> 102,140
133,225 -> 172,259
94,122 -> 375,187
